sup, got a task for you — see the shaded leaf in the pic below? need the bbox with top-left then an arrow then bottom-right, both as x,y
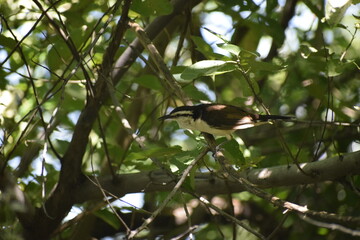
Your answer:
126,146 -> 182,161
183,84 -> 211,101
134,74 -> 163,91
131,0 -> 173,17
249,60 -> 285,72
94,209 -> 121,230
220,138 -> 245,166
0,35 -> 17,50
237,75 -> 259,97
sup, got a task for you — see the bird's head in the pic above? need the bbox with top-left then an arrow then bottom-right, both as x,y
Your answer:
158,106 -> 198,121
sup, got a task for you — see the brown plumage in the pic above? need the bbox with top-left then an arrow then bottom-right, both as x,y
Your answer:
159,104 -> 292,136
200,104 -> 291,130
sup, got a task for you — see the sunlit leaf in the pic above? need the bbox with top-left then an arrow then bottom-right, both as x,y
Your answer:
191,36 -> 224,60
217,43 -> 260,58
181,60 -> 237,80
217,43 -> 242,56
325,0 -> 351,26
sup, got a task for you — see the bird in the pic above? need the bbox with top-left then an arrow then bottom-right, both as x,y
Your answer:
159,103 -> 292,137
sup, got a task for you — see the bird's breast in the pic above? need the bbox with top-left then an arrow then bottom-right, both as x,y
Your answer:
176,117 -> 234,136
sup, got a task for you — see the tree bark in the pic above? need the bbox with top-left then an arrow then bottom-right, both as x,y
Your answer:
74,151 -> 360,204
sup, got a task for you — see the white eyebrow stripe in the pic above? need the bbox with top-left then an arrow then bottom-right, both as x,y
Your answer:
171,110 -> 193,116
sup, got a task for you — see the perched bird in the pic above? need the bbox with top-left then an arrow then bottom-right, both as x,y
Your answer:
159,103 -> 292,136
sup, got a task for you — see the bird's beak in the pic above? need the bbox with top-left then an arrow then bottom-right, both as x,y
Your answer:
158,114 -> 172,121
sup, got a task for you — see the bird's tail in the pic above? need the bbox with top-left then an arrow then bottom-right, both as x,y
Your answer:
258,115 -> 294,121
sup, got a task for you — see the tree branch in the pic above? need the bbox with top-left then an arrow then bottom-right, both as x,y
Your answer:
128,21 -> 190,105
264,0 -> 298,61
75,150 -> 360,207
111,0 -> 201,86
20,1 -> 201,239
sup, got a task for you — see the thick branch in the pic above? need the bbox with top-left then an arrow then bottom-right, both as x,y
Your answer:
111,0 -> 201,86
245,150 -> 360,188
264,0 -> 298,61
0,161 -> 35,226
20,1 -> 200,239
75,151 -> 360,203
129,21 -> 190,104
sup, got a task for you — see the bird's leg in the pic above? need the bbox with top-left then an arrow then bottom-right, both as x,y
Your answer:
201,132 -> 217,152
214,135 -> 233,154
201,132 -> 233,157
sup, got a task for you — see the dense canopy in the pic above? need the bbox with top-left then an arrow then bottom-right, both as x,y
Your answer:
0,0 -> 360,239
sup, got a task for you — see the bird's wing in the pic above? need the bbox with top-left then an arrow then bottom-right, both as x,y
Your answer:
201,104 -> 256,130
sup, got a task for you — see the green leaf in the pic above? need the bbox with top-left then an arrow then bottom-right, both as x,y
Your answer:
325,0 -> 351,26
0,35 -> 17,50
248,60 -> 285,72
300,44 -> 318,59
47,42 -> 71,72
191,36 -> 224,60
131,0 -> 173,17
217,43 -> 260,58
126,146 -> 182,161
220,138 -> 245,166
217,43 -> 242,56
181,60 -> 237,80
0,69 -> 7,89
327,59 -> 354,77
183,84 -> 210,101
94,209 -> 121,230
239,49 -> 260,59
259,16 -> 285,44
181,167 -> 196,192
237,75 -> 259,97
169,158 -> 188,172
134,74 -> 163,91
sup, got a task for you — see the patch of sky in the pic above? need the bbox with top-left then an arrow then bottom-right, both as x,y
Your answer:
112,193 -> 145,212
51,125 -> 73,142
4,73 -> 21,85
0,50 -> 10,69
194,82 -> 216,102
200,11 -> 234,55
68,110 -> 81,125
7,156 -> 21,170
349,141 -> 360,152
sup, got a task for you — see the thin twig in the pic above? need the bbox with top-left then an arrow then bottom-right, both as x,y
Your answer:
128,148 -> 209,239
97,118 -> 116,178
203,133 -> 360,230
301,214 -> 360,237
197,195 -> 265,240
128,21 -> 191,105
0,0 -> 62,66
89,145 -> 131,234
236,63 -> 309,175
181,193 -> 194,240
172,6 -> 190,67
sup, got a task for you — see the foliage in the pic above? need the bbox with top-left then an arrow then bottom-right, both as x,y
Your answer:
0,0 -> 360,239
